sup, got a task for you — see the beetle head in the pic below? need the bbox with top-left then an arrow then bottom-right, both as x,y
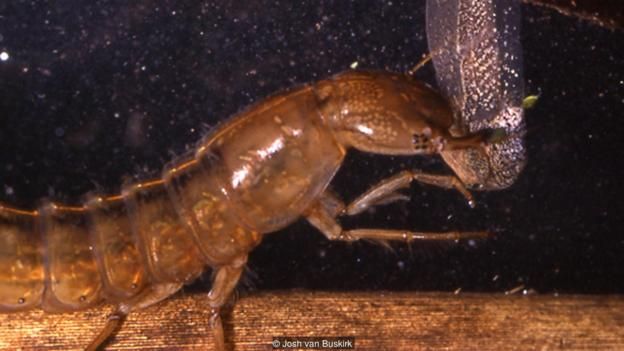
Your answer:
440,106 -> 527,190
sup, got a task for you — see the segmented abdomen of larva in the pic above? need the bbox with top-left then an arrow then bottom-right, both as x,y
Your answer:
0,206 -> 44,311
85,195 -> 147,301
0,176 -> 212,311
40,204 -> 103,311
0,83 -> 336,313
124,179 -> 205,284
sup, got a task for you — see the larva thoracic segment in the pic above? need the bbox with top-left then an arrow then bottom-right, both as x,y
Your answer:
0,70 -> 514,349
164,157 -> 261,266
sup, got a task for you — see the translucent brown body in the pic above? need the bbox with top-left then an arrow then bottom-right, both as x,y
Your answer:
0,70 -> 503,349
0,70 -> 442,312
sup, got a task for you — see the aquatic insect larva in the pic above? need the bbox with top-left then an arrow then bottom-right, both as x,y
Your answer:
1,69 -> 504,350
1,0 -> 527,348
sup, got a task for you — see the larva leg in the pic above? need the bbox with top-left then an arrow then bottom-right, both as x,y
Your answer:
344,170 -> 475,216
85,283 -> 182,351
85,305 -> 128,351
306,200 -> 488,244
207,260 -> 246,351
317,189 -> 347,217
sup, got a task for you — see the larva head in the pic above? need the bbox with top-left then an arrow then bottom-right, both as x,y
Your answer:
314,70 -> 456,155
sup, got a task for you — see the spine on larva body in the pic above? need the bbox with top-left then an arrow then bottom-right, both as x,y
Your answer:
426,0 -> 526,189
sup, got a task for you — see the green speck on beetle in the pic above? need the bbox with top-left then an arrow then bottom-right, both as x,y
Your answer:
522,94 -> 539,109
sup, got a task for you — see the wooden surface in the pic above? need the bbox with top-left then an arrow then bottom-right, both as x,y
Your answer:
1,290 -> 623,350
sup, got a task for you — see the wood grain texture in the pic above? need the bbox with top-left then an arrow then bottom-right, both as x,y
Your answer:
1,291 -> 623,350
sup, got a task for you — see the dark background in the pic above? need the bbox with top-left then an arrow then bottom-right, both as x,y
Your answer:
0,1 -> 622,295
